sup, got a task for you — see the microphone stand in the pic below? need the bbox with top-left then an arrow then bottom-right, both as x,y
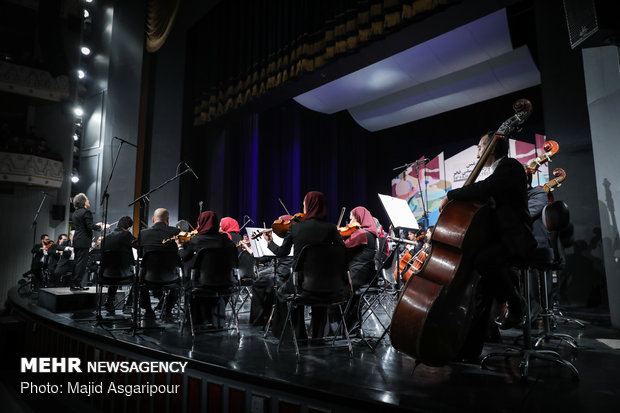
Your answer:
239,216 -> 253,231
31,192 -> 48,246
94,139 -> 133,325
127,166 -> 195,336
412,161 -> 429,230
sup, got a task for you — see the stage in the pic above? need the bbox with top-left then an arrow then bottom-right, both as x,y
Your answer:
2,285 -> 620,413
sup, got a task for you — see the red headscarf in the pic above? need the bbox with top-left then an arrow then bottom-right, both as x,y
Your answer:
197,211 -> 218,235
220,217 -> 240,240
345,206 -> 377,248
303,191 -> 328,220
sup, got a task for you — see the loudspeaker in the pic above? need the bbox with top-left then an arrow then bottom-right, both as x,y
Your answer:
51,204 -> 65,221
563,0 -> 620,49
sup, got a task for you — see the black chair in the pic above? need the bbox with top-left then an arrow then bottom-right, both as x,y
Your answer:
481,201 -> 579,381
95,250 -> 135,322
352,248 -> 399,350
235,258 -> 256,314
533,203 -> 582,347
181,246 -> 239,337
140,250 -> 184,326
278,243 -> 353,362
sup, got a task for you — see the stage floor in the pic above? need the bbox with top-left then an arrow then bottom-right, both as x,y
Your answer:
5,286 -> 620,412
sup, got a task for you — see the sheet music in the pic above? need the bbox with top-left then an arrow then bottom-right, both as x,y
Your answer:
245,227 -> 294,257
378,193 -> 419,230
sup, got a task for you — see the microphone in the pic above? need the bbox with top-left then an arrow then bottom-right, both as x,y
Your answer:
244,215 -> 254,224
184,162 -> 198,180
416,158 -> 430,164
113,136 -> 137,148
41,191 -> 51,196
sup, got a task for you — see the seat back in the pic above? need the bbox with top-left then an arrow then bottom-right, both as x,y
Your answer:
100,250 -> 134,280
294,243 -> 348,294
142,250 -> 181,284
193,246 -> 238,287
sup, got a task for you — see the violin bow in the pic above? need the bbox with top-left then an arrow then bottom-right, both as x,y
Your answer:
278,198 -> 292,216
336,207 -> 346,227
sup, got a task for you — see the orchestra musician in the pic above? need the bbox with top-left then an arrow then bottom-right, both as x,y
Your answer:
263,191 -> 345,342
138,208 -> 181,318
249,216 -> 295,330
54,230 -> 74,285
70,193 -> 109,291
343,206 -> 378,333
180,211 -> 236,326
29,233 -> 52,286
103,216 -> 136,315
438,131 -> 536,362
47,233 -> 68,284
220,216 -> 255,280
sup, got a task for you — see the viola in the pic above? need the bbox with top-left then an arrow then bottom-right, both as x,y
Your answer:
338,222 -> 361,238
543,168 -> 566,193
271,212 -> 305,238
162,229 -> 197,244
525,140 -> 559,175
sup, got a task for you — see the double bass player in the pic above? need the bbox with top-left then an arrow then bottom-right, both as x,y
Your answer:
438,131 -> 536,362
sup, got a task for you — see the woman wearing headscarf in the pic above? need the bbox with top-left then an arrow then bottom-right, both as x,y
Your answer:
220,216 -> 255,280
344,206 -> 378,289
181,211 -> 236,327
263,191 -> 345,342
341,206 -> 378,334
180,211 -> 234,266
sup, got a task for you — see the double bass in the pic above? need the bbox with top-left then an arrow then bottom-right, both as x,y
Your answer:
389,99 -> 533,366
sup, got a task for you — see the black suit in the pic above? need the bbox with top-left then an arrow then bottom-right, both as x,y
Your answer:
138,222 -> 180,257
137,222 -> 180,313
70,207 -> 101,287
446,156 -> 536,358
103,228 -> 136,305
267,218 -> 345,339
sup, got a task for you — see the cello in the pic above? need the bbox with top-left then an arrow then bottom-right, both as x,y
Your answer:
389,99 -> 533,366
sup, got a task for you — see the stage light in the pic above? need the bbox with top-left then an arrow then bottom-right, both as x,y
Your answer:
85,0 -> 93,3
73,106 -> 84,116
77,69 -> 85,79
71,172 -> 80,183
73,134 -> 79,141
80,46 -> 91,56
83,9 -> 90,18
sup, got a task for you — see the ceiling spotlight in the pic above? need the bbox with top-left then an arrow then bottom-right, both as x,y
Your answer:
73,106 -> 84,116
77,69 -> 85,79
73,134 -> 79,141
80,46 -> 91,56
83,9 -> 90,18
71,174 -> 80,184
85,0 -> 93,3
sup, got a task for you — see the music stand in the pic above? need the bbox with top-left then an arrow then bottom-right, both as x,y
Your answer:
365,194 -> 419,350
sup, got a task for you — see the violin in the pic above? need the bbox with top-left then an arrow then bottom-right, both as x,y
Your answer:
271,212 -> 305,238
525,140 -> 559,174
236,239 -> 251,247
338,222 -> 361,238
40,241 -> 55,250
543,168 -> 566,193
162,229 -> 197,244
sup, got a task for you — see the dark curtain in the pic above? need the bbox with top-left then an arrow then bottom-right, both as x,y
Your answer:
189,0 -> 459,123
181,100 -> 371,226
179,86 -> 545,229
